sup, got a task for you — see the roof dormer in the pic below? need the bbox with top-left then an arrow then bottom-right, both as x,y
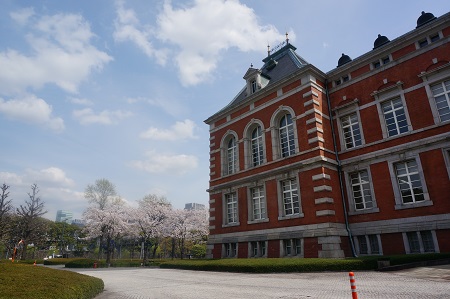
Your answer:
243,67 -> 269,96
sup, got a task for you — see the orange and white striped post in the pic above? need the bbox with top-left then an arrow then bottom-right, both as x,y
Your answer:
349,272 -> 358,299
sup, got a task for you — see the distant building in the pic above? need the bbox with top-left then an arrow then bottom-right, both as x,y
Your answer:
71,219 -> 86,227
185,203 -> 206,210
55,210 -> 73,224
205,11 -> 450,259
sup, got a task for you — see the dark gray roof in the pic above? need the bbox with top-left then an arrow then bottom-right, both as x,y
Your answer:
209,44 -> 308,120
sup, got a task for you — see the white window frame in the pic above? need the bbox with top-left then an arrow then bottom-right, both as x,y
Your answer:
372,82 -> 412,139
380,97 -> 410,137
221,132 -> 239,176
340,112 -> 363,149
388,156 -> 432,210
248,241 -> 267,258
270,107 -> 299,160
243,120 -> 266,169
402,230 -> 439,254
354,234 -> 382,256
444,148 -> 450,180
370,54 -> 392,70
279,114 -> 295,157
280,238 -> 304,257
415,31 -> 442,49
277,176 -> 304,220
247,185 -> 268,224
223,242 -> 238,258
429,79 -> 450,123
223,192 -> 239,227
346,168 -> 379,215
419,62 -> 450,125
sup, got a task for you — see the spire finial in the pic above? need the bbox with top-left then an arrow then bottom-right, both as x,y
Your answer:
267,44 -> 270,56
285,32 -> 289,44
250,63 -> 253,68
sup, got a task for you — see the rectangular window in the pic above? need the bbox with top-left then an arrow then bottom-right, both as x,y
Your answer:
251,186 -> 266,220
373,61 -> 381,69
224,243 -> 237,257
341,113 -> 362,149
343,75 -> 350,82
382,56 -> 390,64
251,80 -> 257,93
284,239 -> 292,256
382,98 -> 409,137
281,180 -> 299,216
225,193 -> 238,224
357,235 -> 381,255
335,79 -> 341,86
350,170 -> 373,210
405,231 -> 436,254
357,236 -> 368,254
421,231 -> 435,253
431,80 -> 450,122
406,232 -> 421,253
418,38 -> 428,48
251,241 -> 258,257
430,33 -> 440,42
368,235 -> 380,254
259,241 -> 266,256
395,160 -> 425,204
294,239 -> 302,255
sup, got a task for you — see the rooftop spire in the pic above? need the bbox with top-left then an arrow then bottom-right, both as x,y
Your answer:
285,32 -> 289,44
267,44 -> 270,57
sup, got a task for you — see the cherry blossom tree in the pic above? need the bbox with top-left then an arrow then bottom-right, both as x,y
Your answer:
83,197 -> 130,265
168,208 -> 209,259
82,179 -> 130,265
132,194 -> 171,264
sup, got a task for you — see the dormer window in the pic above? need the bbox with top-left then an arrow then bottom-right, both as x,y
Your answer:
251,80 -> 257,94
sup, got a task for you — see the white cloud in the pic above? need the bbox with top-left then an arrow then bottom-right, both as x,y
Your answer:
140,119 -> 197,141
0,95 -> 64,132
114,0 -> 168,65
24,167 -> 75,187
129,151 -> 198,175
9,7 -> 35,26
69,97 -> 94,106
0,168 -> 84,219
114,0 -> 289,86
0,11 -> 112,95
73,108 -> 133,125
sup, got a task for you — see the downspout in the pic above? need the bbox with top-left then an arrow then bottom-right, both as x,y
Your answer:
324,79 -> 357,257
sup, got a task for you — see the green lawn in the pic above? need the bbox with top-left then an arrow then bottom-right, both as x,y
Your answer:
0,262 -> 103,299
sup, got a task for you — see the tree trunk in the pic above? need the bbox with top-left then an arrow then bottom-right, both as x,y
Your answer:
97,236 -> 103,261
106,235 -> 112,266
152,239 -> 159,258
142,238 -> 149,266
20,240 -> 27,260
171,238 -> 176,260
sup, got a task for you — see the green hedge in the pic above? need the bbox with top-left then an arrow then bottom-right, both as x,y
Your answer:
159,258 -> 377,273
0,262 -> 104,299
159,253 -> 450,273
64,258 -> 163,268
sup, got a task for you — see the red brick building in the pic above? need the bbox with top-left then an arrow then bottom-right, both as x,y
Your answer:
204,11 -> 450,258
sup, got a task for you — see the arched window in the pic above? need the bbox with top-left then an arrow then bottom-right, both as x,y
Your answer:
251,126 -> 264,166
227,137 -> 237,174
279,114 -> 295,157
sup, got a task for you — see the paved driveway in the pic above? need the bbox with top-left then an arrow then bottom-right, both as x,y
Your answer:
73,265 -> 450,299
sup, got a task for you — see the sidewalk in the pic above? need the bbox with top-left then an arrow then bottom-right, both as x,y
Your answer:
390,264 -> 450,282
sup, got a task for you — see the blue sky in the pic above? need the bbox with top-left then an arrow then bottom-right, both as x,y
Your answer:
0,0 -> 448,220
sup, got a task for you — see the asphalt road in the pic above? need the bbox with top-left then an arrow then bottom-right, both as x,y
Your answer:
71,265 -> 450,299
